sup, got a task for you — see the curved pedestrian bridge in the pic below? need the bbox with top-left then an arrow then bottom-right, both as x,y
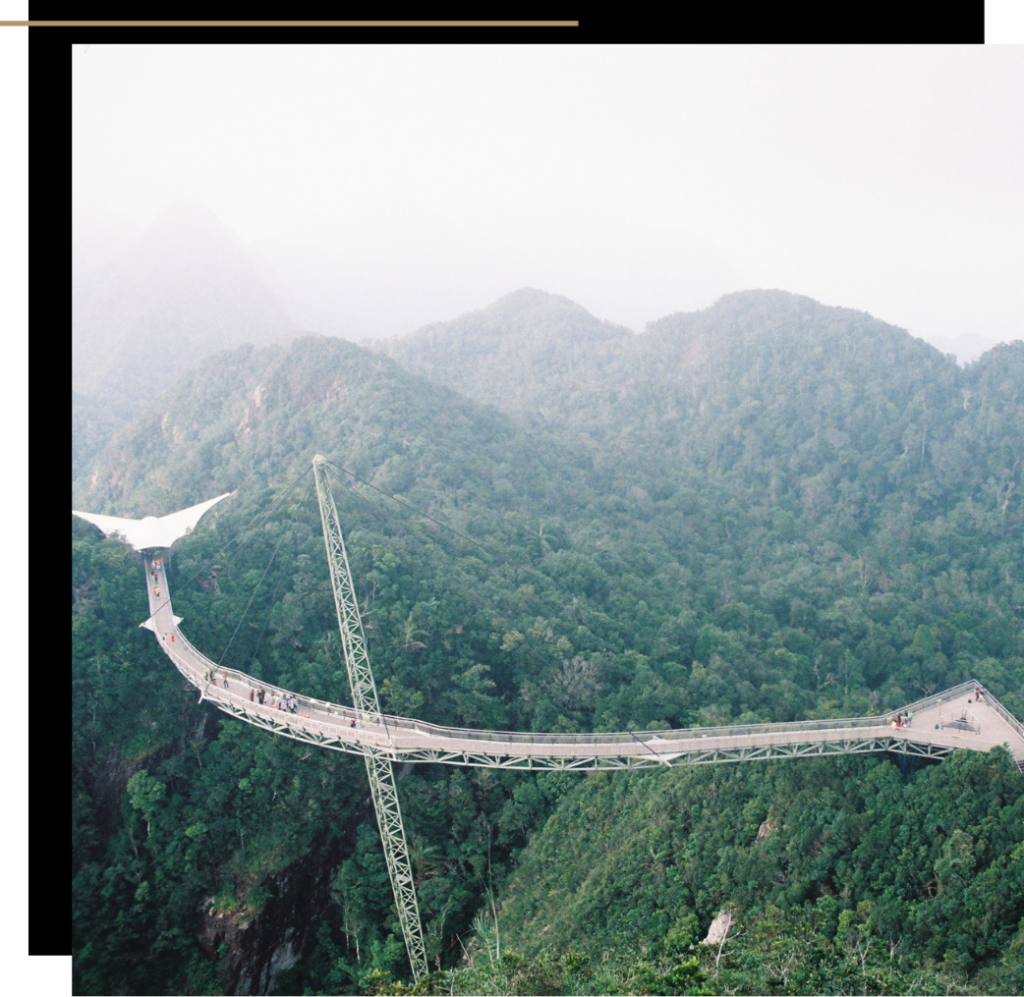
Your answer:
143,557 -> 1024,771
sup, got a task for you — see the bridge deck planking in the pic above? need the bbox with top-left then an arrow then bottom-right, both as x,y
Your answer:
143,559 -> 1024,769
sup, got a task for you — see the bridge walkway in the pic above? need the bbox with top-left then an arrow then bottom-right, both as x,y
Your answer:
143,558 -> 1024,771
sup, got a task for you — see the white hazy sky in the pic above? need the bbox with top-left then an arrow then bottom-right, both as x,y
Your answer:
72,44 -> 1023,358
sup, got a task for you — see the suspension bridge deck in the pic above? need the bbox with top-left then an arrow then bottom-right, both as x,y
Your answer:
143,559 -> 1024,771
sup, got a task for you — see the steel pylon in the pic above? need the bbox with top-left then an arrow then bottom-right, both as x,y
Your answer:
313,455 -> 428,981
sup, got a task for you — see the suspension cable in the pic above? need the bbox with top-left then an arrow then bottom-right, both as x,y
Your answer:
321,456 -> 503,562
144,463 -> 313,622
248,476 -> 318,668
218,474 -> 317,668
320,457 -> 599,681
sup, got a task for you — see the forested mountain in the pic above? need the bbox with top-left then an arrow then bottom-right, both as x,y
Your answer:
380,288 -> 633,423
72,291 -> 1024,995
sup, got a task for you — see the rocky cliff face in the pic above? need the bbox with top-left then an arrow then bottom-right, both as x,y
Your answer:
200,799 -> 373,996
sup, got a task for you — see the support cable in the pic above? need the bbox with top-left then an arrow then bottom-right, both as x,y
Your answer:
216,475 -> 316,668
144,463 -> 313,623
175,463 -> 312,583
320,458 -> 605,691
629,729 -> 670,766
322,456 -> 502,561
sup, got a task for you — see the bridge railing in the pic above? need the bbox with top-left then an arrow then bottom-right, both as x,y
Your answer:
178,651 -> 1024,761
159,635 -> 392,747
152,610 -> 404,746
896,680 -> 979,717
162,618 -> 910,749
150,583 -> 1015,756
980,691 -> 1024,745
159,623 -> 892,750
379,711 -> 895,745
893,680 -> 1024,745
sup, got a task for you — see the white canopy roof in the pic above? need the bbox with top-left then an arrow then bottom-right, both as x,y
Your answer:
72,492 -> 233,550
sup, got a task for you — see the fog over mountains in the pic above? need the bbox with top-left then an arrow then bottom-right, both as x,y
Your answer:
71,201 -> 1024,518
72,203 -> 295,403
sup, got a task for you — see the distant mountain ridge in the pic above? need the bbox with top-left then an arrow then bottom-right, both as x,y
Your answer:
72,202 -> 296,404
378,288 -> 975,494
381,288 -> 947,430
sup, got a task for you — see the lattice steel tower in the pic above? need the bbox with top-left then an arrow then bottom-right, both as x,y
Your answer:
312,455 -> 428,981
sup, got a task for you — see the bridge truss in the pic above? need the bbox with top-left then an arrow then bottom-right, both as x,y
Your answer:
312,455 -> 428,981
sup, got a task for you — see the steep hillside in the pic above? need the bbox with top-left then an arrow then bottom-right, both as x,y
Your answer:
382,289 -> 998,545
73,390 -> 136,481
73,306 -> 1024,995
446,751 -> 1024,996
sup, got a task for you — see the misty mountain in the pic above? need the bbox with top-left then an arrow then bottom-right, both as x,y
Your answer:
380,287 -> 632,421
72,202 -> 296,410
72,391 -> 133,482
383,288 -> 946,434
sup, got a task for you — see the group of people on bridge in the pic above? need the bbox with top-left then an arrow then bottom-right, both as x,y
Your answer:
202,668 -> 301,715
250,685 -> 299,714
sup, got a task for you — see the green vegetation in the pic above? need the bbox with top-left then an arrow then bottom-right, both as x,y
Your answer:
72,290 -> 1023,994
479,751 -> 1024,995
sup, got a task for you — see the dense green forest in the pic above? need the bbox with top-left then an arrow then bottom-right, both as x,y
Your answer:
72,290 -> 1024,994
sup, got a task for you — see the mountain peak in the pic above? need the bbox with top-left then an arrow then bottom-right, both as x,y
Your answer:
72,202 -> 294,402
405,288 -> 632,348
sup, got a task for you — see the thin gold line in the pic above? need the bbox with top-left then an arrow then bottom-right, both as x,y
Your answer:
1,20 -> 578,27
